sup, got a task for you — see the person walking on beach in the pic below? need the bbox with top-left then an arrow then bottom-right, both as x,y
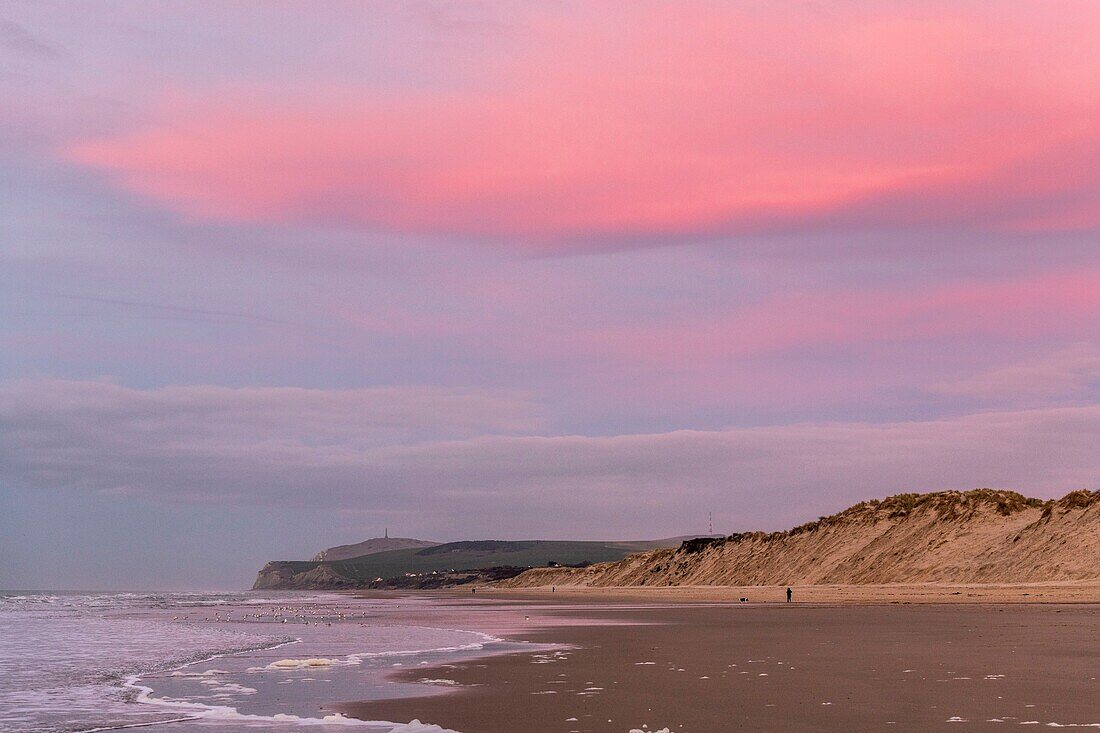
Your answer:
786,586 -> 793,603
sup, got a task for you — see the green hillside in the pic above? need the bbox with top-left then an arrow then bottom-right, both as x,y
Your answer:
330,539 -> 656,581
253,539 -> 679,589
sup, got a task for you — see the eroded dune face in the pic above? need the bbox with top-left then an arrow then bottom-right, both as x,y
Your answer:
502,490 -> 1100,588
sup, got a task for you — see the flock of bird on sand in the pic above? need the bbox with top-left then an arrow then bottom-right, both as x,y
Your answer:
173,605 -> 354,626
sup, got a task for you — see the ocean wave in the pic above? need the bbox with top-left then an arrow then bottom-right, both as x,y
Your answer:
0,590 -> 348,612
117,624 -> 504,732
4,593 -> 507,733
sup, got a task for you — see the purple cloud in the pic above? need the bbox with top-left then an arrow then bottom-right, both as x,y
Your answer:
929,344 -> 1100,404
3,379 -> 1097,538
0,19 -> 63,61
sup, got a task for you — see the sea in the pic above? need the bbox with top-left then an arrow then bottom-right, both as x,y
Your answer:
0,590 -> 546,733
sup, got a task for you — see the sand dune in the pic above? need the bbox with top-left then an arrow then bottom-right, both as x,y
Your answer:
501,489 -> 1100,588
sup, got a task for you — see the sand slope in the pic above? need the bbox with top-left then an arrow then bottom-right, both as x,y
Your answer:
501,489 -> 1100,588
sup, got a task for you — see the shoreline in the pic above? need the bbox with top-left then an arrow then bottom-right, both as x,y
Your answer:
338,596 -> 1100,731
464,580 -> 1100,605
66,591 -> 532,733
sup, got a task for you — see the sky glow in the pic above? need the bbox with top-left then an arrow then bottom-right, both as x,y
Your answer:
2,2 -> 1099,588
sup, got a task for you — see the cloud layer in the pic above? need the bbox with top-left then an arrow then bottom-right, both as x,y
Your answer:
931,344 -> 1100,404
5,4 -> 1100,586
61,2 -> 1100,245
4,379 -> 1098,536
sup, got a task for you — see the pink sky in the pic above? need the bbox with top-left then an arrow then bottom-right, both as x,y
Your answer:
64,2 -> 1100,244
3,2 -> 1100,587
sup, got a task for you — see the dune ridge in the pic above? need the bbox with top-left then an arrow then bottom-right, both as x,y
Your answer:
499,489 -> 1100,588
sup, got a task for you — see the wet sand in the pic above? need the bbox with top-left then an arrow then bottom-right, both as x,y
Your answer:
340,601 -> 1100,731
483,581 -> 1100,605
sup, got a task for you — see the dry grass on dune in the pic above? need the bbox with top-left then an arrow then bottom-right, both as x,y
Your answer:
500,489 -> 1100,588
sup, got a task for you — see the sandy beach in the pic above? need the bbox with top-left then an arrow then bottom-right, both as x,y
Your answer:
480,581 -> 1100,605
340,591 -> 1100,732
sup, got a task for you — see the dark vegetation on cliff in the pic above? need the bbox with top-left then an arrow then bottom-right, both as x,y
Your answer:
254,538 -> 690,589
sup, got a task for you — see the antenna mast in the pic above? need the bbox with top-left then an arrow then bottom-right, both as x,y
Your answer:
708,512 -> 713,535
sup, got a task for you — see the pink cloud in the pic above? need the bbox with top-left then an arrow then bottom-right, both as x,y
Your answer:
319,262 -> 1100,412
488,267 -> 1100,409
528,268 -> 1100,362
64,2 -> 1100,245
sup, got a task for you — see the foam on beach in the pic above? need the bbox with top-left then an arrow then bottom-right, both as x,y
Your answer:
267,657 -> 343,669
126,672 -> 463,730
170,668 -> 230,677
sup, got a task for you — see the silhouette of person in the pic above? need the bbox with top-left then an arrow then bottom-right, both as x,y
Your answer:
786,586 -> 793,603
